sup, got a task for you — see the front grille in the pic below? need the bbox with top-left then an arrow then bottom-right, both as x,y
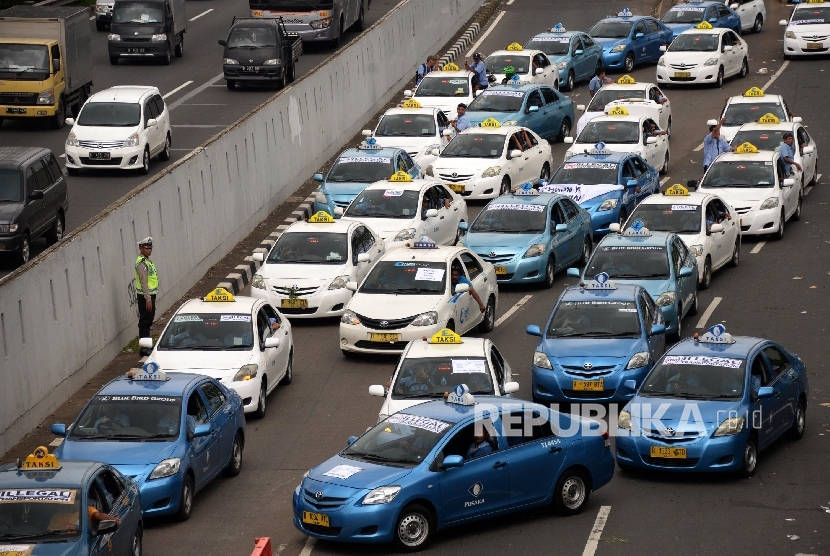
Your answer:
279,307 -> 317,315
562,365 -> 616,372
355,313 -> 416,330
303,524 -> 342,536
80,157 -> 123,165
272,286 -> 318,297
0,92 -> 39,105
733,206 -> 753,215
642,429 -> 702,444
669,76 -> 697,82
561,389 -> 616,399
669,64 -> 698,70
438,172 -> 475,182
355,340 -> 410,350
800,34 -> 830,41
122,37 -> 151,43
303,489 -> 347,506
333,200 -> 351,208
78,140 -> 125,149
479,253 -> 515,264
642,455 -> 700,467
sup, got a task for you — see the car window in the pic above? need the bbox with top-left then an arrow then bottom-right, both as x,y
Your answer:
525,130 -> 538,147
490,346 -> 506,384
527,90 -> 543,108
551,202 -> 566,226
402,152 -> 416,172
797,127 -> 809,148
509,132 -> 526,152
352,226 -> 368,257
541,87 -> 557,105
144,98 -> 157,127
763,346 -> 790,378
257,307 -> 278,343
261,303 -> 280,325
561,199 -> 578,221
30,159 -> 51,191
96,469 -> 125,506
199,381 -> 226,416
638,293 -> 652,329
439,421 -> 498,462
750,354 -> 771,386
50,44 -> 60,68
674,238 -> 690,264
504,410 -> 556,447
634,21 -> 647,35
571,37 -> 584,55
621,161 -> 636,181
152,94 -> 166,116
460,252 -> 484,280
631,157 -> 648,176
646,19 -> 660,33
437,111 -> 449,127
88,481 -> 111,515
361,226 -> 376,251
583,35 -> 596,48
45,154 -> 63,185
670,242 -> 682,274
718,5 -> 731,18
186,391 -> 209,424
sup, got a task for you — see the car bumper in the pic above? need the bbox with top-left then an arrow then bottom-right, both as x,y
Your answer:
109,42 -> 169,57
65,145 -> 145,170
615,429 -> 747,472
439,175 -> 501,200
0,103 -> 60,118
95,11 -> 112,22
600,51 -> 627,69
113,466 -> 184,517
292,486 -> 399,543
736,207 -> 780,236
250,285 -> 352,318
0,233 -> 25,253
477,255 -> 546,284
284,24 -> 337,42
224,65 -> 285,83
340,321 -> 447,354
656,65 -> 720,85
531,364 -> 648,403
227,375 -> 262,413
783,37 -> 830,56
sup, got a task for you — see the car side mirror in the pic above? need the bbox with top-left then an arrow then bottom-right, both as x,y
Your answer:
659,45 -> 667,52
146,118 -> 158,128
357,253 -> 371,263
28,190 -> 44,201
577,104 -> 586,111
779,19 -> 788,26
193,424 -> 211,438
425,208 -> 438,218
430,148 -> 441,156
563,137 -> 574,144
334,207 -> 344,216
626,179 -> 638,187
802,145 -> 814,154
218,39 -> 226,46
566,268 -> 580,278
532,67 -> 541,75
646,136 -> 657,145
442,128 -> 453,137
508,149 -> 522,159
575,49 -> 583,55
650,323 -> 666,336
708,18 -> 718,23
403,90 -> 412,98
345,281 -> 358,291
730,3 -> 738,9
51,423 -> 67,436
313,173 -> 324,182
525,324 -> 541,336
527,105 -> 539,113
475,90 -> 483,97
361,129 -> 372,137
252,252 -> 264,262
458,221 -> 468,231
442,455 -> 464,469
782,178 -> 795,187
757,386 -> 774,399
679,267 -> 693,278
138,337 -> 153,349
96,520 -> 118,536
52,58 -> 60,73
368,384 -> 385,397
555,223 -> 567,233
686,179 -> 699,191
792,116 -> 803,123
709,223 -> 724,233
264,337 -> 280,349
723,45 -> 733,52
454,283 -> 470,293
623,379 -> 637,390
503,381 -> 519,394
65,117 -> 75,125
347,435 -> 359,446
635,32 -> 644,38
706,119 -> 719,127
609,223 -> 621,233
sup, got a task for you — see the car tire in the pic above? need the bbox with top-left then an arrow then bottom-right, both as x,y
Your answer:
540,162 -> 550,184
51,98 -> 65,130
670,303 -> 682,342
176,475 -> 194,521
280,350 -> 293,385
701,256 -> 712,290
787,400 -> 806,440
329,16 -> 344,49
553,468 -> 590,516
689,287 -> 699,316
16,233 -> 30,266
393,504 -> 434,552
162,47 -> 171,65
579,236 -> 592,266
499,176 -> 511,196
666,116 -> 672,138
740,435 -> 758,477
446,320 -> 455,332
341,349 -> 357,359
478,296 -> 496,332
354,1 -> 365,31
556,118 -> 571,142
223,433 -> 243,477
226,80 -> 236,91
739,57 -> 748,78
45,212 -> 64,246
617,460 -> 635,473
132,523 -> 142,556
159,133 -> 171,161
542,256 -> 555,289
774,210 -> 785,240
752,14 -> 763,33
564,70 -> 575,91
96,19 -> 106,32
140,147 -> 150,175
792,189 -> 802,221
624,52 -> 634,72
660,150 -> 669,176
252,380 -> 266,419
715,67 -> 724,88
287,63 -> 296,84
175,33 -> 184,57
729,238 -> 740,267
109,55 -> 118,65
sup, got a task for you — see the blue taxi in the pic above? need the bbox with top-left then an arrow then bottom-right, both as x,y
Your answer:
542,146 -> 660,236
527,276 -> 666,404
459,184 -> 593,287
0,448 -> 143,555
588,9 -> 673,73
568,222 -> 698,340
313,139 -> 421,217
660,1 -> 742,40
616,325 -> 808,475
52,363 -> 246,521
293,389 -> 614,550
465,83 -> 575,141
525,24 -> 604,91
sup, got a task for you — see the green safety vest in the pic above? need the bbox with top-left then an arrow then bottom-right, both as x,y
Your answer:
135,256 -> 159,296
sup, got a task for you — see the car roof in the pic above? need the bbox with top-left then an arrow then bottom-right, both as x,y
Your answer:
599,82 -> 651,93
529,30 -> 582,40
726,94 -> 785,105
713,150 -> 776,163
361,178 -> 436,192
638,190 -> 711,206
339,147 -> 399,158
484,83 -> 540,93
174,295 -> 260,315
382,107 -> 442,117
98,372 -> 205,396
405,337 -> 488,358
401,396 -> 541,423
231,17 -> 279,28
378,245 -> 468,263
488,49 -> 545,57
559,283 -> 642,303
793,1 -> 828,11
0,461 -> 100,489
599,14 -> 651,23
599,229 -> 674,247
665,335 -> 766,358
0,146 -> 51,168
489,193 -> 562,206
283,219 -> 356,235
89,86 -> 159,104
560,152 -> 629,163
736,122 -> 798,133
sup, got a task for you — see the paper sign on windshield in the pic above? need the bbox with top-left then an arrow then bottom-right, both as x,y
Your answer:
486,203 -> 545,212
662,356 -> 742,368
539,183 -> 622,204
0,490 -> 76,504
452,360 -> 487,374
386,414 -> 451,433
415,268 -> 445,282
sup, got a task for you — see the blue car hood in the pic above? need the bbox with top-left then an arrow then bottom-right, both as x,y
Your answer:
307,454 -> 415,491
580,189 -> 621,212
595,37 -> 628,52
466,111 -> 519,126
56,439 -> 178,466
551,55 -> 570,67
665,23 -> 697,38
324,182 -> 372,196
629,397 -> 743,427
24,544 -> 80,556
541,337 -> 641,359
466,232 -> 545,252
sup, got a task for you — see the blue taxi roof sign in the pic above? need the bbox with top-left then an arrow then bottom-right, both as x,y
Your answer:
19,446 -> 61,470
618,8 -> 633,17
514,182 -> 539,196
623,220 -> 652,237
446,384 -> 476,406
583,272 -> 618,290
359,137 -> 382,150
696,324 -> 736,345
127,361 -> 169,381
588,142 -> 612,156
550,23 -> 566,33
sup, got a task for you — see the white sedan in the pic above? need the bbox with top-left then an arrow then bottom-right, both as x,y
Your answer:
368,331 -> 519,422
404,68 -> 476,120
655,25 -> 749,88
366,102 -> 450,169
484,44 -> 560,89
426,124 -> 553,199
712,89 -> 796,143
339,244 -> 498,355
250,213 -> 385,318
730,118 -> 818,188
780,0 -> 830,58
575,76 -> 670,136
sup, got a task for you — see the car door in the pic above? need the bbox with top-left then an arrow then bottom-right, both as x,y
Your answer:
720,4 -> 741,32
673,237 -> 696,315
631,20 -> 649,61
723,31 -> 741,75
776,155 -> 798,219
520,127 -> 547,184
796,126 -> 816,186
639,290 -> 665,361
143,96 -> 161,155
532,52 -> 554,88
762,344 -> 799,438
420,186 -> 445,242
734,0 -> 754,30
199,380 -> 233,480
630,156 -> 653,202
580,35 -> 601,80
44,153 -> 67,227
92,469 -> 132,555
27,158 -> 52,236
644,19 -> 663,60
86,475 -> 124,556
185,388 -> 216,489
502,410 -> 567,506
705,198 -> 730,268
490,344 -> 512,391
523,89 -> 547,136
570,37 -> 586,80
436,184 -> 463,240
548,201 -> 568,268
260,304 -> 289,383
641,119 -> 661,168
650,86 -> 671,130
352,225 -> 375,282
559,198 -> 582,264
460,251 -> 488,331
153,93 -> 170,146
748,351 -> 777,448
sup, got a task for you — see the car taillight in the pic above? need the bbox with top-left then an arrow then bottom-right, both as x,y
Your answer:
602,431 -> 610,448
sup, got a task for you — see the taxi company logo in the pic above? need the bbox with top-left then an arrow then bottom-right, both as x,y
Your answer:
453,384 -> 465,397
468,482 -> 484,497
583,363 -> 594,370
96,143 -> 104,149
315,491 -> 324,500
249,59 -> 254,63
710,324 -> 725,337
489,251 -> 497,258
665,427 -> 676,437
379,321 -> 389,328
451,172 -> 458,178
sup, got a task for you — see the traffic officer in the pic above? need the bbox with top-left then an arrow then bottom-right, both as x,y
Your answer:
416,55 -> 437,85
464,53 -> 488,94
135,237 -> 158,357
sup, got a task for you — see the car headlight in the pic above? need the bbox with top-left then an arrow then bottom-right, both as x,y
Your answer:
713,416 -> 744,437
611,44 -> 626,53
394,228 -> 417,241
597,198 -> 618,211
502,120 -> 518,126
760,197 -> 779,210
689,244 -> 704,257
151,34 -> 167,42
425,165 -> 434,176
302,469 -> 311,479
564,152 -> 576,160
658,57 -> 665,67
262,59 -> 280,65
533,351 -> 552,369
66,132 -> 79,147
626,351 -> 649,370
328,275 -> 350,290
233,364 -> 258,382
314,191 -> 328,204
481,166 -> 502,178
411,311 -> 438,326
223,58 -> 239,65
252,274 -> 265,289
0,224 -> 12,233
378,413 -> 388,423
785,30 -> 795,39
341,310 -> 360,325
556,61 -> 569,70
123,132 -> 140,148
362,486 -> 401,505
523,243 -> 546,258
148,458 -> 180,480
704,57 -> 719,66
618,409 -> 632,430
36,88 -> 54,105
108,33 -> 121,41
655,291 -> 676,307
310,17 -> 332,29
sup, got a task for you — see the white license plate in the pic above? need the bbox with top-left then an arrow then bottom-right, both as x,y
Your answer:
89,152 -> 111,160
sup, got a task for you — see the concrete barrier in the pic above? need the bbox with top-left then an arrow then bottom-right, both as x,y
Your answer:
0,0 -> 485,455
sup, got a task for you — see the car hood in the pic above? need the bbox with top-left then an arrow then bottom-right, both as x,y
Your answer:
56,438 -> 178,466
432,157 -> 491,175
110,22 -> 164,36
540,337 -> 641,359
373,136 -> 437,153
348,292 -> 440,318
595,37 -> 629,51
697,186 -> 770,205
466,111 -> 519,126
306,454 -> 415,490
258,263 -> 347,282
21,544 -> 81,556
466,232 -> 546,252
70,124 -> 139,141
148,350 -> 255,376
663,51 -> 713,65
0,202 -> 22,224
664,23 -> 698,38
341,217 -> 416,241
628,397 -> 743,427
787,23 -> 830,35
323,181 -> 372,196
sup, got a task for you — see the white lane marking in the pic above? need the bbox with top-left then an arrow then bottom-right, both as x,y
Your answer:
694,142 -> 703,152
581,506 -> 612,556
750,241 -> 765,254
494,294 -> 532,328
171,124 -> 225,128
468,11 -> 506,53
298,538 -> 315,556
189,8 -> 213,21
804,185 -> 812,196
163,80 -> 193,99
696,296 -> 722,329
660,177 -> 670,185
58,154 -> 65,158
89,16 -> 95,20
506,0 -> 516,4
170,73 -> 224,110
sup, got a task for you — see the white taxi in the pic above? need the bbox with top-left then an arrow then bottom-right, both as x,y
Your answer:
655,22 -> 749,88
565,108 -> 670,174
575,75 -> 670,136
339,242 -> 498,356
484,42 -> 560,90
338,171 -> 468,250
141,288 -> 293,418
733,0 -> 766,33
711,87 -> 796,143
365,100 -> 450,168
697,142 -> 802,240
404,65 -> 475,120
426,121 -> 553,199
622,183 -> 740,289
780,0 -> 830,58
368,330 -> 519,422
250,212 -> 384,319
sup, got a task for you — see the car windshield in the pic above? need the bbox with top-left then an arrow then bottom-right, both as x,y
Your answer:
661,7 -> 705,24
640,356 -> 746,399
485,54 -> 531,75
112,2 -> 164,23
701,161 -> 775,187
547,301 -> 640,338
589,20 -> 632,38
344,189 -> 420,218
69,394 -> 183,439
0,44 -> 50,79
0,170 -> 22,203
667,33 -> 719,52
267,232 -> 347,263
326,156 -> 394,183
587,88 -> 647,111
0,489 -> 81,540
375,114 -> 436,137
551,161 -> 619,185
360,261 -> 446,294
158,313 -> 254,350
628,204 -> 701,233
226,26 -> 277,48
77,103 -> 141,127
342,413 -> 453,465
791,6 -> 830,24
441,133 -> 505,159
731,130 -> 787,151
576,120 -> 640,144
392,357 -> 494,399
525,36 -> 571,55
586,245 -> 669,279
470,202 -> 547,233
723,103 -> 787,126
467,89 -> 525,113
414,76 -> 470,97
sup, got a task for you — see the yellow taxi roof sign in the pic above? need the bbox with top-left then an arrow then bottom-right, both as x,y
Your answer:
308,210 -> 335,223
696,20 -> 713,29
481,117 -> 501,128
389,170 -> 413,182
607,106 -> 629,116
758,113 -> 779,124
429,328 -> 463,344
442,62 -> 459,71
506,42 -> 523,51
807,0 -> 823,3
617,74 -> 636,84
743,87 -> 764,97
205,287 -> 235,302
20,446 -> 61,470
401,98 -> 422,109
664,184 -> 689,196
735,142 -> 759,154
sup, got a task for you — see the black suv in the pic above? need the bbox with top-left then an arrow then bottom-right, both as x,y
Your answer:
0,147 -> 69,266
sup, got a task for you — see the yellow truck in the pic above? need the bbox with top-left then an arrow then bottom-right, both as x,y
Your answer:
0,5 -> 93,129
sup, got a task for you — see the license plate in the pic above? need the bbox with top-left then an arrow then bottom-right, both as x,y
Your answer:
128,48 -> 145,54
302,511 -> 329,527
495,266 -> 507,275
572,379 -> 604,391
446,183 -> 465,193
650,446 -> 687,459
89,151 -> 111,160
370,333 -> 400,342
673,71 -> 690,78
5,107 -> 25,114
281,298 -> 308,309
243,65 -> 258,72
806,42 -> 823,49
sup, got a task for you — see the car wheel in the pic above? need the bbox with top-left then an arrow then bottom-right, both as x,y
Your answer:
446,320 -> 455,332
624,52 -> 634,72
701,256 -> 712,290
96,19 -> 106,32
478,296 -> 496,332
689,287 -> 699,316
752,14 -> 763,33
670,303 -> 682,342
540,162 -> 550,184
715,67 -> 724,88
660,150 -> 669,176
666,116 -> 672,138
542,256 -> 555,289
176,475 -> 194,521
393,504 -> 434,551
739,57 -> 748,78
774,210 -> 785,240
579,236 -> 592,266
809,158 -> 818,186
223,433 -> 243,477
741,435 -> 758,477
132,524 -> 142,556
159,133 -> 171,161
51,98 -> 65,130
792,189 -> 802,221
287,63 -> 296,84
16,233 -> 30,266
354,1 -> 365,31
45,212 -> 64,246
162,47 -> 171,65
341,349 -> 357,358
109,55 -> 119,65
729,238 -> 740,267
280,350 -> 293,385
175,33 -> 184,57
556,118 -> 571,142
564,70 -> 575,91
499,177 -> 511,196
226,80 -> 236,90
329,16 -> 344,48
140,147 -> 150,175
787,400 -> 806,440
553,469 -> 590,516
252,380 -> 266,419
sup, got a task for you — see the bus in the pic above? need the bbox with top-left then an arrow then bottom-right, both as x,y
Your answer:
249,0 -> 364,46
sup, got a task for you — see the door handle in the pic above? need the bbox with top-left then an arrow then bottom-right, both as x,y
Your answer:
492,461 -> 507,469
548,447 -> 562,454
454,207 -> 458,211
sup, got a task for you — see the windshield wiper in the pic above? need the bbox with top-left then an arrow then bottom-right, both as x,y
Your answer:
388,287 -> 434,294
588,331 -> 638,337
553,331 -> 595,338
354,453 -> 414,464
0,530 -> 77,540
395,392 -> 446,399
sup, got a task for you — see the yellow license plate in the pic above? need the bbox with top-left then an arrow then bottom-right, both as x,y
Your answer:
806,42 -> 823,49
281,299 -> 308,309
370,333 -> 401,342
446,183 -> 465,193
650,446 -> 687,459
302,511 -> 330,527
673,71 -> 690,78
495,266 -> 507,275
572,379 -> 604,391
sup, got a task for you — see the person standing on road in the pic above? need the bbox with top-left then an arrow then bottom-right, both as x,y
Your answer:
135,237 -> 158,357
779,132 -> 802,178
465,53 -> 488,94
702,117 -> 733,173
416,55 -> 437,85
589,68 -> 612,98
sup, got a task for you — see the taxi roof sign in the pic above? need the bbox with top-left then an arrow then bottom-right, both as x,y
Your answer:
506,42 -> 523,51
607,105 -> 629,116
308,211 -> 335,223
734,142 -> 759,154
617,74 -> 636,84
618,8 -> 633,17
389,170 -> 413,182
807,0 -> 824,3
664,184 -> 690,196
411,235 -> 437,249
514,182 -> 539,196
583,272 -> 618,290
480,117 -> 501,128
205,287 -> 235,302
758,113 -> 780,124
588,141 -> 612,156
358,137 -> 382,150
442,62 -> 459,71
696,323 -> 736,344
446,384 -> 476,406
623,220 -> 652,236
429,328 -> 463,344
743,87 -> 764,97
20,446 -> 61,470
696,20 -> 713,29
127,361 -> 169,381
401,98 -> 423,109
550,23 -> 566,33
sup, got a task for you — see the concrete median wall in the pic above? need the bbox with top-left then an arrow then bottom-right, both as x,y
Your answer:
0,0 -> 484,455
